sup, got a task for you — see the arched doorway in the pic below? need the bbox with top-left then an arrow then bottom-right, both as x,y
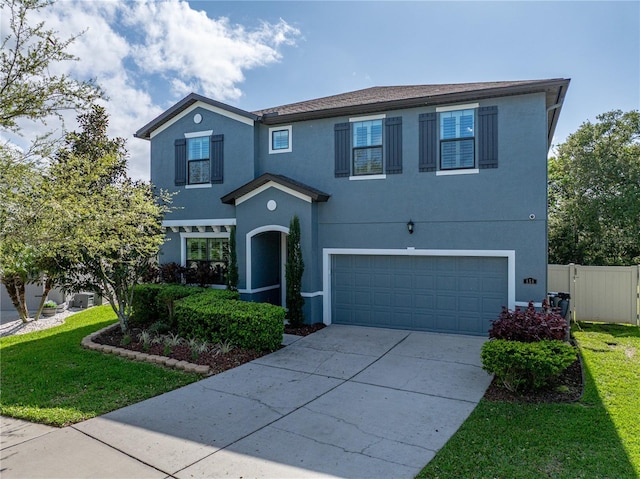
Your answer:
246,225 -> 288,306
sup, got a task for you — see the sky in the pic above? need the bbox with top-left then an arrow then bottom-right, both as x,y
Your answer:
3,0 -> 639,181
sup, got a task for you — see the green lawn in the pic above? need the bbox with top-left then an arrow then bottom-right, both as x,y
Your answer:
0,305 -> 199,426
417,322 -> 640,479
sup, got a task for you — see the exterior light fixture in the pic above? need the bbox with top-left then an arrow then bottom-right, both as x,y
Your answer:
407,220 -> 414,234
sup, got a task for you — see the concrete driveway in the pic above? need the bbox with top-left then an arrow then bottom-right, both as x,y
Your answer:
1,325 -> 492,479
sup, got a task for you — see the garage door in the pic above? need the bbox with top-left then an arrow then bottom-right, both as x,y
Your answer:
331,255 -> 508,335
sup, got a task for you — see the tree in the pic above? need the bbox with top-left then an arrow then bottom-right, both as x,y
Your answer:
0,0 -> 102,133
226,226 -> 238,291
285,215 -> 305,327
0,0 -> 102,321
549,110 -> 640,265
48,105 -> 172,333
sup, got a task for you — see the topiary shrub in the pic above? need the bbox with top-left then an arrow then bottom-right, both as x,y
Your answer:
481,339 -> 577,392
489,301 -> 568,342
175,291 -> 282,351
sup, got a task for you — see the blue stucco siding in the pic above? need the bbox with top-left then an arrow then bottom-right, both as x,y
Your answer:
150,105 -> 255,221
146,87 -> 556,326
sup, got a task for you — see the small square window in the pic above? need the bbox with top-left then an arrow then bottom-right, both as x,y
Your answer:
269,126 -> 292,154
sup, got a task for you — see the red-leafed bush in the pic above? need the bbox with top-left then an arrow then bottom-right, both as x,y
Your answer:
489,300 -> 568,342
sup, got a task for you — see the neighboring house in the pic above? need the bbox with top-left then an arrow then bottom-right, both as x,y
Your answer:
135,78 -> 570,336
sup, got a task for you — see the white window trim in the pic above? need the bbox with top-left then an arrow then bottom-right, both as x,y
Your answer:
185,183 -> 213,189
180,231 -> 230,266
322,248 -> 516,325
436,103 -> 479,112
436,169 -> 479,176
349,174 -> 387,181
184,130 -> 213,138
349,113 -> 386,122
269,125 -> 292,154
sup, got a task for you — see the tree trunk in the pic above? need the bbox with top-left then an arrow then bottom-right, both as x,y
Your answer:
33,276 -> 53,321
2,274 -> 29,322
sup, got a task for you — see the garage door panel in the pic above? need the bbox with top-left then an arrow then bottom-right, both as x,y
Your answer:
332,255 -> 508,336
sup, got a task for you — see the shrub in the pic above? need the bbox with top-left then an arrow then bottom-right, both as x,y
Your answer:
489,301 -> 568,342
481,339 -> 577,392
155,284 -> 206,327
130,284 -> 163,328
158,262 -> 186,284
175,291 -> 283,351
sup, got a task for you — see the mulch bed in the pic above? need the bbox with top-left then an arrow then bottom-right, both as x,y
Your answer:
92,323 -> 326,376
94,322 -> 582,404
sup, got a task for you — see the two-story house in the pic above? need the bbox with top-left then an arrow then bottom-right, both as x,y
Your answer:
135,78 -> 570,336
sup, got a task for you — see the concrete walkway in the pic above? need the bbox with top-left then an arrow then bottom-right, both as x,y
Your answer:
0,325 -> 492,479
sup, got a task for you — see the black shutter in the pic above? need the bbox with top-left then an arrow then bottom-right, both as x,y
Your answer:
478,106 -> 498,169
419,113 -> 437,172
334,122 -> 350,177
210,134 -> 224,183
385,117 -> 402,174
174,138 -> 186,186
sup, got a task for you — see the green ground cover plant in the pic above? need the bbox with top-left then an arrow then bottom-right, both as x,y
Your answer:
417,322 -> 639,479
0,305 -> 199,427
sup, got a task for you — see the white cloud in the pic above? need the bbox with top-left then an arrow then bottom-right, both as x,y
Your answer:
7,0 -> 300,180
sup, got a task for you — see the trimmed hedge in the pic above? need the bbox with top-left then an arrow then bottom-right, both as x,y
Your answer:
175,290 -> 283,351
481,339 -> 577,392
131,284 -> 207,328
130,284 -> 163,328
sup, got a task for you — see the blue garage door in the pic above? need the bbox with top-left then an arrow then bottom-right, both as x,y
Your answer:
331,255 -> 508,336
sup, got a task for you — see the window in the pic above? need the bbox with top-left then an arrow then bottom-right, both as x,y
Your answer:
187,136 -> 210,184
352,119 -> 383,175
439,109 -> 475,170
269,125 -> 292,154
185,237 -> 228,285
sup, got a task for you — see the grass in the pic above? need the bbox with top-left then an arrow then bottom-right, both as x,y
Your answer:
417,321 -> 640,479
0,305 -> 199,427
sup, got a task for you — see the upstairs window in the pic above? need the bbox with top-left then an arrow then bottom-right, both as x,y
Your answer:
352,119 -> 382,175
187,136 -> 210,184
439,109 -> 475,170
269,125 -> 292,154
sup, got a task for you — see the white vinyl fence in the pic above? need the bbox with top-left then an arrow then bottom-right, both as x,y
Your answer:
548,264 -> 640,326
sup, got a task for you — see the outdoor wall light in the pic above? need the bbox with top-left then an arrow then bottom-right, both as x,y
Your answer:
407,220 -> 414,234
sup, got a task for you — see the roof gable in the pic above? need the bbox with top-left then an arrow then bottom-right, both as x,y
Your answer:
135,93 -> 258,140
221,173 -> 330,205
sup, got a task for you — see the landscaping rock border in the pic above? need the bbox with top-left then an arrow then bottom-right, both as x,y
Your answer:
82,324 -> 211,375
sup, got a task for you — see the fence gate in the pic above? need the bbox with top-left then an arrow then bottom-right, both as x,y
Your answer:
548,264 -> 640,326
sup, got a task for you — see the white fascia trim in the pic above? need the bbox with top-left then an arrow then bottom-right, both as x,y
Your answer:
150,102 -> 254,138
436,169 -> 479,176
245,225 -> 290,293
269,125 -> 292,154
235,181 -> 312,205
163,218 -> 236,227
185,183 -> 213,189
322,248 -> 516,325
436,102 -> 480,112
184,130 -> 213,138
349,113 -> 386,122
349,174 -> 386,181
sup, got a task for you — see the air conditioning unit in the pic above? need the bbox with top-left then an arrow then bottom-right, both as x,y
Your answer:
74,292 -> 95,309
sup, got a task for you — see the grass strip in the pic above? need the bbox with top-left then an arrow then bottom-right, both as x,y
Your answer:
416,322 -> 639,479
0,305 -> 199,427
